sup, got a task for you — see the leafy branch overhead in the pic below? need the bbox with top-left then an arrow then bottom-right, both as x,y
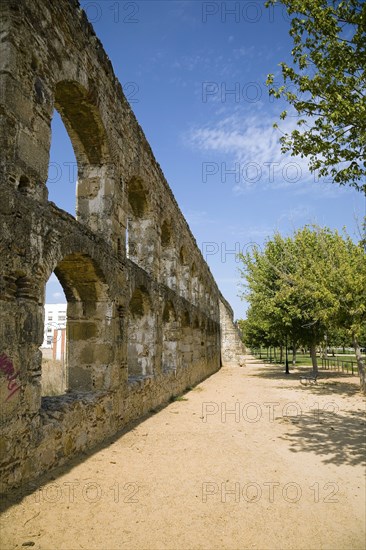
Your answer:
266,0 -> 366,191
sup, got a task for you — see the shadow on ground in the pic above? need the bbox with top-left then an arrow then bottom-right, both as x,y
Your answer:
0,378 -> 204,514
279,409 -> 366,467
251,363 -> 361,397
295,378 -> 361,398
247,357 -> 366,467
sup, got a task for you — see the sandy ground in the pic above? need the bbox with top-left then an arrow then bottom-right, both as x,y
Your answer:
1,355 -> 365,550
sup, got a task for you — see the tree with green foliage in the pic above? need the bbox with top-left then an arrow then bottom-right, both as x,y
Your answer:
321,325 -> 350,356
239,226 -> 366,392
239,228 -> 333,374
266,0 -> 366,192
326,230 -> 366,387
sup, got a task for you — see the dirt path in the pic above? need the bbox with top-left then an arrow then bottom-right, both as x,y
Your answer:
1,356 -> 365,550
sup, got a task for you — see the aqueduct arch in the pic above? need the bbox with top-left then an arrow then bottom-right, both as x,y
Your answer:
54,80 -> 115,236
0,0 -> 244,492
127,286 -> 156,379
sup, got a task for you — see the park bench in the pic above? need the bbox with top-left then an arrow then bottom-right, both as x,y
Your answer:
299,373 -> 318,385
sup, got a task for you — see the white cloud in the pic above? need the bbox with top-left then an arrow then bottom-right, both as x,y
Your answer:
185,112 -> 317,192
185,110 -> 355,200
232,45 -> 256,59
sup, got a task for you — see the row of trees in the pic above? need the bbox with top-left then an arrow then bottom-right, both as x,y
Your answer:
237,1 -> 365,390
238,226 -> 366,392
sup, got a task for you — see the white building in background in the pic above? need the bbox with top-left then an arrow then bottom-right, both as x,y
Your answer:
42,303 -> 67,348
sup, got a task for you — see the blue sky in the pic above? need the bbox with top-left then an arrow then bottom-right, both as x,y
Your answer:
47,0 -> 364,318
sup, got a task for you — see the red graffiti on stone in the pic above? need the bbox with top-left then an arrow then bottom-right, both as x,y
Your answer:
0,353 -> 21,401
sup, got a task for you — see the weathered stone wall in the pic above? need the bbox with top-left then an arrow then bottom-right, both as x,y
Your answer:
219,298 -> 246,367
0,0 -> 242,492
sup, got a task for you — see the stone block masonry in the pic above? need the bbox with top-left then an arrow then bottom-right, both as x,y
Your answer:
0,0 -> 245,492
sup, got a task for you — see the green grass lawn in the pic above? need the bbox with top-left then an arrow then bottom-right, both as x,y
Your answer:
293,354 -> 359,368
251,349 -> 361,368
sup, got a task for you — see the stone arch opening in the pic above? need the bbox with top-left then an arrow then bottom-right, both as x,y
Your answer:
200,319 -> 208,363
18,175 -> 32,195
41,279 -> 68,396
160,221 -> 177,289
51,80 -> 114,238
44,253 -> 115,393
54,81 -> 109,166
162,301 -> 178,372
209,294 -> 216,317
197,278 -> 206,309
47,110 -> 78,216
191,263 -> 199,305
178,246 -> 191,300
127,286 -> 155,378
205,288 -> 210,311
180,310 -> 193,368
192,316 -> 202,364
206,319 -> 218,361
126,178 -> 154,273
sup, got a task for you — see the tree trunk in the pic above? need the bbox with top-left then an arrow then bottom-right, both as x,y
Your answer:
292,344 -> 296,366
353,335 -> 366,394
310,344 -> 318,374
279,346 -> 283,363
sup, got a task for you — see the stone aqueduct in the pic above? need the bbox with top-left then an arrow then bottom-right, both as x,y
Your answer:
0,0 -> 244,491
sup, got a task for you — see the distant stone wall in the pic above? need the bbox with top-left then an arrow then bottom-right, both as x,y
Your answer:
219,298 -> 246,366
0,0 -> 241,492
